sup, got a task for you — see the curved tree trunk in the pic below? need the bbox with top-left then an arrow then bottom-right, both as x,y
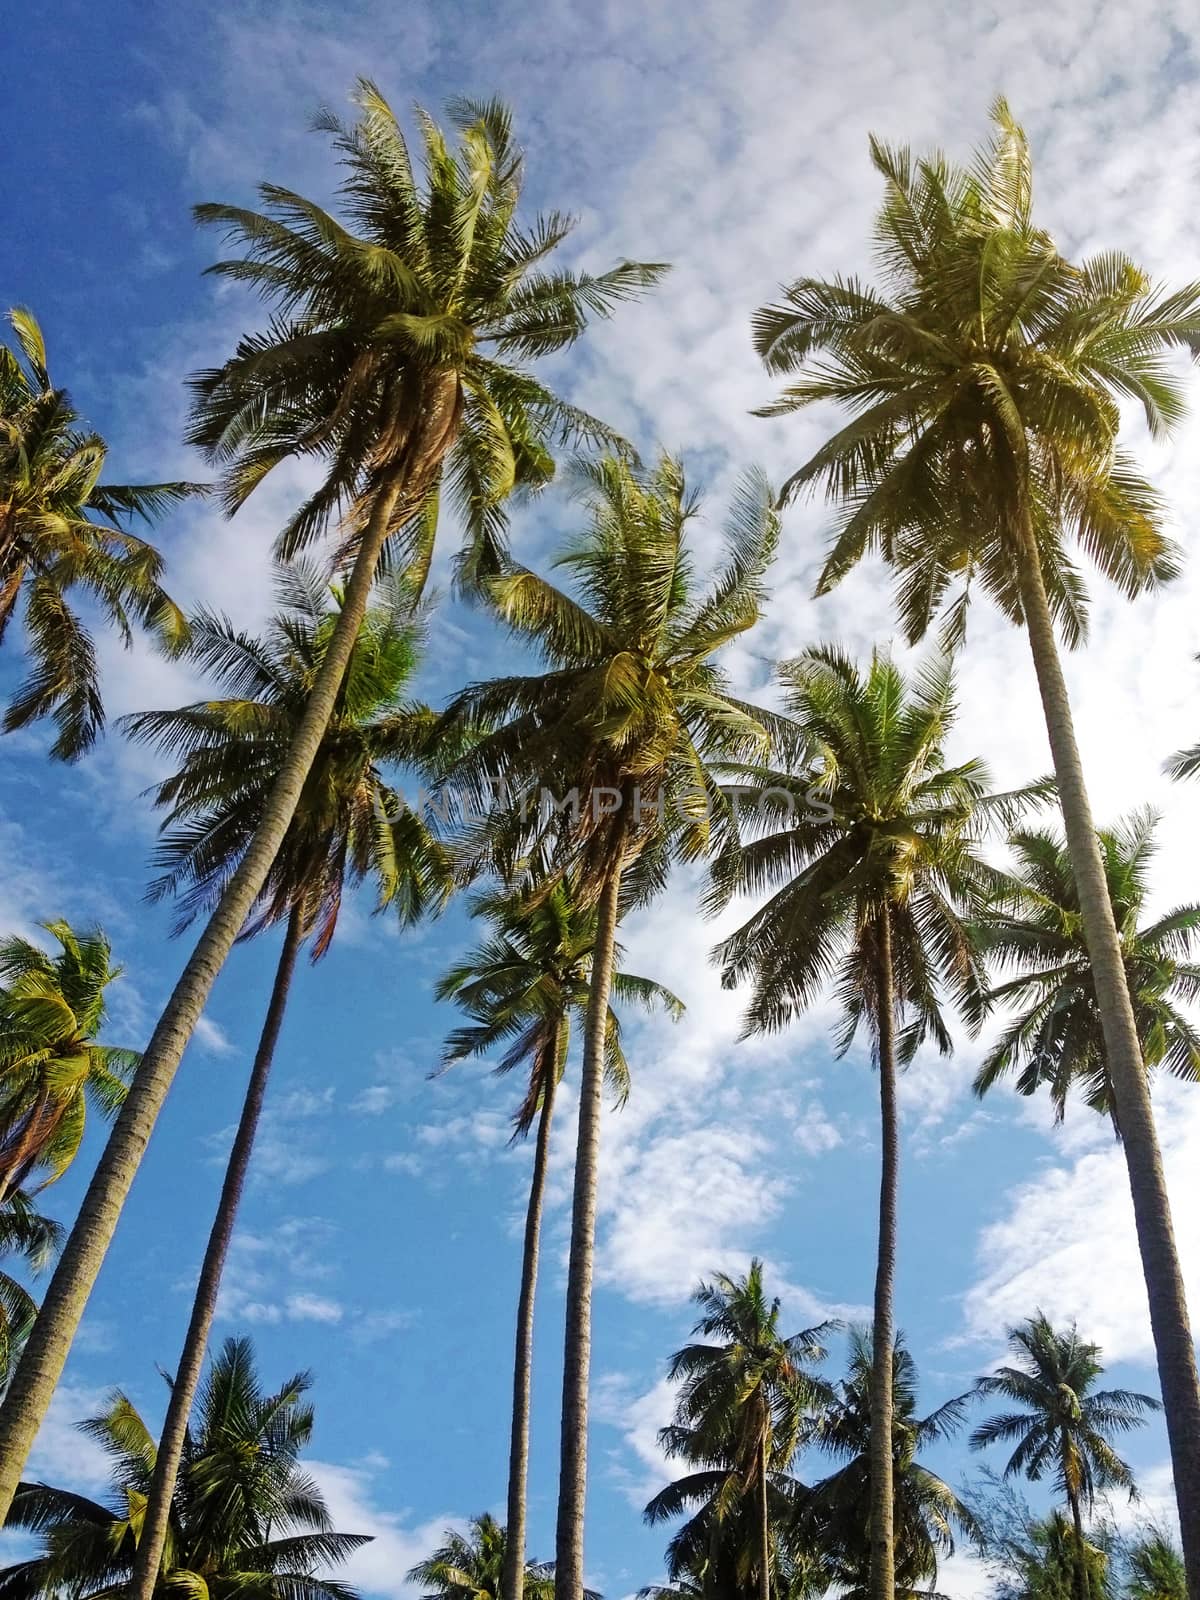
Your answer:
0,373 -> 461,1520
127,905 -> 304,1600
554,855 -> 624,1600
1015,507 -> 1200,1600
502,1025 -> 562,1600
868,913 -> 897,1600
758,1431 -> 771,1600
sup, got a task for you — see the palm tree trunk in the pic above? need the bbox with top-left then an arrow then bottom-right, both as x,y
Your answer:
127,904 -> 304,1600
0,372 -> 461,1520
554,852 -> 624,1600
502,1024 -> 562,1600
869,913 -> 897,1600
1015,506 -> 1200,1600
1068,1487 -> 1091,1600
758,1432 -> 771,1600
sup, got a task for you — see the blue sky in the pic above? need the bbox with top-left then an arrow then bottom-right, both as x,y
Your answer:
4,1 -> 1200,1596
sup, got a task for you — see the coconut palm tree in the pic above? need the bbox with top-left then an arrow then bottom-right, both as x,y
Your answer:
0,922 -> 137,1205
710,649 -> 997,1600
0,1194 -> 60,1391
0,308 -> 195,758
800,1330 -> 977,1600
972,812 -> 1200,1124
408,1514 -> 595,1600
644,1261 -> 832,1600
754,99 -> 1200,1580
0,1334 -> 365,1600
0,86 -> 665,1518
437,452 -> 779,1600
118,565 -> 450,1600
971,1314 -> 1160,1600
437,881 -> 682,1600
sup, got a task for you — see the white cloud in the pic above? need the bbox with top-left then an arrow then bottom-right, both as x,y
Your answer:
306,1457 -> 462,1600
194,1014 -> 237,1057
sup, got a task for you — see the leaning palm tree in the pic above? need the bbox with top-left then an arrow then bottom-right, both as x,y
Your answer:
437,452 -> 779,1600
0,308 -> 195,758
118,565 -> 450,1600
0,1334 -> 365,1600
408,1513 -> 593,1600
800,1330 -> 977,1600
644,1260 -> 832,1600
0,922 -> 137,1205
0,1194 -> 60,1391
754,99 -> 1200,1579
973,812 -> 1200,1124
971,1314 -> 1160,1600
437,881 -> 682,1600
710,649 -> 996,1600
0,84 -> 665,1518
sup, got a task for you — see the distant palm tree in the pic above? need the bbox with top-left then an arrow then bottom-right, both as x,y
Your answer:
971,1314 -> 1160,1600
973,813 -> 1200,1123
0,87 -> 665,1515
0,1193 -> 60,1390
438,880 -> 681,1600
801,1330 -> 977,1600
1166,663 -> 1200,782
645,1261 -> 832,1600
0,1334 -> 366,1600
755,99 -> 1200,1576
711,650 -> 997,1600
0,308 -> 196,758
439,452 -> 778,1600
408,1514 -> 594,1600
0,922 -> 137,1204
119,566 -> 450,1600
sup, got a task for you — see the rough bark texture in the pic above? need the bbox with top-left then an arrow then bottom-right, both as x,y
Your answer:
127,905 -> 304,1600
554,858 -> 624,1600
758,1430 -> 771,1600
1015,507 -> 1200,1600
0,374 -> 461,1520
502,1028 -> 561,1600
868,912 -> 897,1600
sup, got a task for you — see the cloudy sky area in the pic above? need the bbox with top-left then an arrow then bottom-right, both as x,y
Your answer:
3,2 -> 1200,1596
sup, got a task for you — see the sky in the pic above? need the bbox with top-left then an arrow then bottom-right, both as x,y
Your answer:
3,2 -> 1200,1597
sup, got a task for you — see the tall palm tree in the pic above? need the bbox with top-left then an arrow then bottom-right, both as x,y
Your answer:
0,1194 -> 60,1391
801,1330 -> 977,1600
0,1334 -> 365,1600
644,1261 -> 832,1600
408,1513 -> 595,1600
0,85 -> 665,1518
0,308 -> 195,759
118,565 -> 450,1600
711,649 -> 995,1600
437,881 -> 682,1600
971,1314 -> 1160,1600
438,453 -> 779,1600
972,812 -> 1200,1124
754,100 -> 1200,1580
0,922 -> 137,1204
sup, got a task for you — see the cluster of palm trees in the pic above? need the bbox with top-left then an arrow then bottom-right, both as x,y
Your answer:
2,76 -> 1200,1600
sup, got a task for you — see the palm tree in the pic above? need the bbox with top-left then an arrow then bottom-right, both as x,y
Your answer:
711,649 -> 995,1600
408,1514 -> 595,1600
437,881 -> 682,1600
0,85 -> 665,1518
0,1334 -> 366,1600
801,1330 -> 977,1600
118,565 -> 450,1600
973,812 -> 1200,1124
644,1261 -> 832,1600
0,307 -> 195,758
0,1194 -> 60,1391
0,922 -> 137,1204
438,453 -> 779,1600
971,1314 -> 1160,1600
1166,664 -> 1200,781
754,99 -> 1200,1577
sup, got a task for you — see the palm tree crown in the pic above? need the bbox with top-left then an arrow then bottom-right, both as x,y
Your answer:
1,307 -> 196,757
973,812 -> 1200,1123
0,1191 -> 61,1389
407,1514 -> 588,1600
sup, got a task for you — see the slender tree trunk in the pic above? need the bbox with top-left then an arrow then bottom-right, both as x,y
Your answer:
554,853 -> 624,1600
502,1025 -> 562,1600
1068,1486 -> 1091,1600
0,374 -> 461,1520
127,906 -> 303,1600
868,913 -> 897,1600
758,1431 -> 771,1600
1015,506 -> 1200,1600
